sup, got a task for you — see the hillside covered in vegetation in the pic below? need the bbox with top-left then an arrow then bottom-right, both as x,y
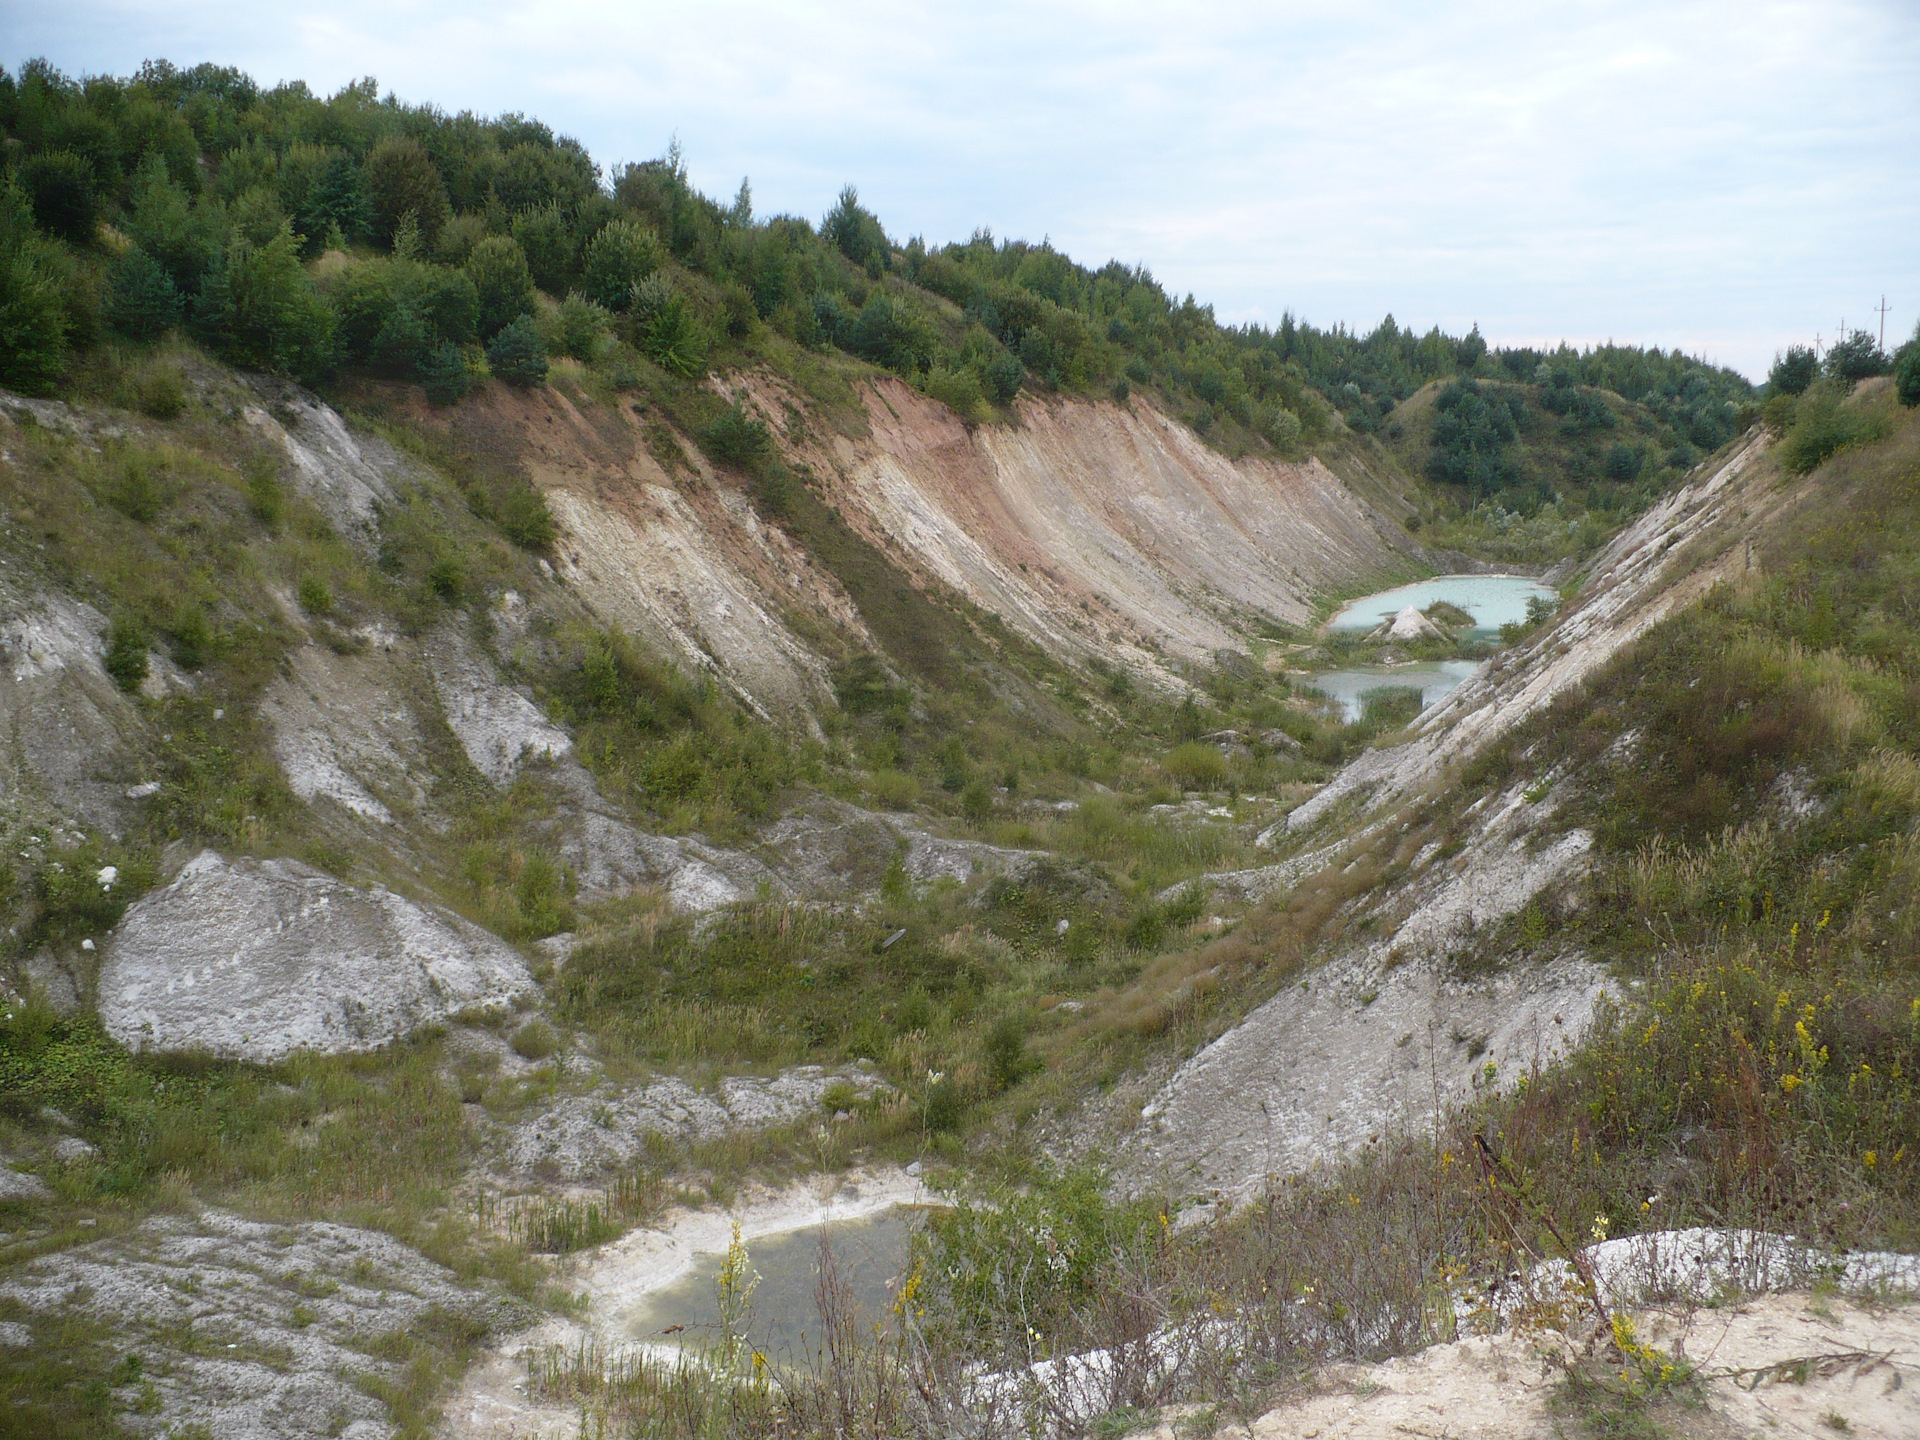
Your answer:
3,54 -> 1920,1440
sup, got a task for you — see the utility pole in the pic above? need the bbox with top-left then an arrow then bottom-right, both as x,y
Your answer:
1874,295 -> 1892,350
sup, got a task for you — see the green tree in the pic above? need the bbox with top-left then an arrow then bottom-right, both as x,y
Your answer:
0,185 -> 70,391
303,150 -> 369,250
1767,344 -> 1818,395
1825,329 -> 1888,384
421,341 -> 473,406
196,223 -> 336,380
362,134 -> 451,250
510,202 -> 578,294
822,185 -> 888,267
581,217 -> 662,311
985,349 -> 1024,402
1894,328 -> 1920,408
466,234 -> 535,337
17,149 -> 98,243
486,314 -> 548,386
106,248 -> 184,340
103,616 -> 150,693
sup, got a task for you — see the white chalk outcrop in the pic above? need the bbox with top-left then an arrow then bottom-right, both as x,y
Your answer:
98,851 -> 534,1062
0,1208 -> 518,1440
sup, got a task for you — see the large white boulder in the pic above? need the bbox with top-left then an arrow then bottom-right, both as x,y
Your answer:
99,851 -> 533,1062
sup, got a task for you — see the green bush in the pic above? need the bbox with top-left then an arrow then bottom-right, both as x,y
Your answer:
196,225 -> 336,380
362,134 -> 451,250
581,218 -> 662,311
510,202 -> 578,294
1781,386 -> 1883,474
486,315 -> 548,386
698,401 -> 773,470
103,617 -> 149,692
297,575 -> 332,615
106,249 -> 185,341
0,185 -> 70,392
1895,332 -> 1920,408
421,340 -> 473,406
548,293 -> 611,360
1163,740 -> 1227,788
631,279 -> 706,376
1602,442 -> 1643,481
1825,329 -> 1888,385
465,235 -> 536,338
326,256 -> 478,373
1768,344 -> 1818,396
18,149 -> 98,243
922,363 -> 984,419
984,349 -> 1023,402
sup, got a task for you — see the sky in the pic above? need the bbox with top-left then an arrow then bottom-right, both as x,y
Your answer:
6,1 -> 1918,380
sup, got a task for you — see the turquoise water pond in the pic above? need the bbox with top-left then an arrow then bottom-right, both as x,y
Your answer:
1306,660 -> 1483,723
1329,574 -> 1555,635
624,1207 -> 918,1363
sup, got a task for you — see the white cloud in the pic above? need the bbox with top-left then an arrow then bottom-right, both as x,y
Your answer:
5,0 -> 1916,375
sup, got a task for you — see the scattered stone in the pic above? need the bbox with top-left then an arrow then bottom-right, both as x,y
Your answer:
50,1136 -> 97,1164
0,1163 -> 48,1200
0,1208 -> 522,1440
497,1067 -> 891,1182
99,850 -> 534,1062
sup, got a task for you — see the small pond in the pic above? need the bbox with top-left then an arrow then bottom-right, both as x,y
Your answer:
1328,573 -> 1555,637
1307,660 -> 1483,723
624,1206 -> 919,1364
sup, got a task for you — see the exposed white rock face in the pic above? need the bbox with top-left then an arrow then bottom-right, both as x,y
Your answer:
1370,605 -> 1450,642
0,1208 -> 519,1440
99,851 -> 534,1062
0,1161 -> 47,1200
426,626 -> 572,786
0,590 -> 138,828
244,389 -> 399,546
261,643 -> 429,823
498,1065 -> 891,1181
1133,950 -> 1610,1198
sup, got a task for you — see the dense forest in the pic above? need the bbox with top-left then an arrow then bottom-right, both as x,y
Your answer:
3,57 -> 1846,470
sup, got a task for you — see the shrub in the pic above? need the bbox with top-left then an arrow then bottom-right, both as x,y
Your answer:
106,249 -> 184,341
0,241 -> 70,393
1603,442 -> 1644,481
103,617 -> 149,692
548,293 -> 611,360
510,202 -> 578,295
327,256 -> 478,372
486,315 -> 548,386
297,576 -> 333,615
984,349 -> 1023,402
635,286 -> 705,377
1163,740 -> 1227,788
1895,332 -> 1920,408
466,235 -> 535,337
1768,344 -> 1818,396
1781,386 -> 1881,474
922,363 -> 984,419
581,218 -> 662,311
699,401 -> 773,470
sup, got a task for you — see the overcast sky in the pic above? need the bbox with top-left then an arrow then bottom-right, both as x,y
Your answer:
8,1 -> 1918,379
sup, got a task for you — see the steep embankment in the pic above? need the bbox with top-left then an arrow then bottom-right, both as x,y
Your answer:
1118,426 -> 1805,1198
818,380 -> 1416,670
433,375 -> 1420,716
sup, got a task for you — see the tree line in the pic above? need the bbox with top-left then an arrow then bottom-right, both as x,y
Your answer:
1,57 -> 1771,459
